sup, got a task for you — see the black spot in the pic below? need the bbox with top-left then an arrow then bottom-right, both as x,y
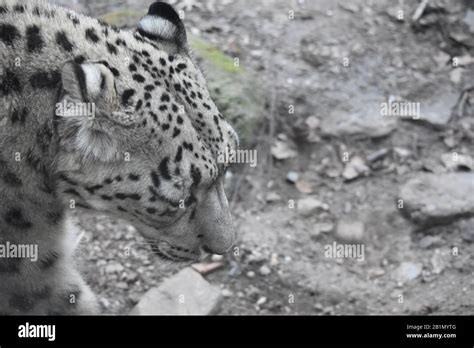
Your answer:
121,89 -> 135,105
30,71 -> 61,89
129,64 -> 137,72
145,84 -> 155,92
191,165 -> 202,186
0,6 -> 8,14
117,206 -> 127,212
13,4 -> 25,13
177,115 -> 184,124
0,69 -> 22,95
133,74 -> 145,83
159,157 -> 171,180
85,28 -> 100,43
36,122 -> 53,153
3,170 -> 22,187
26,25 -> 44,53
101,194 -> 113,201
116,38 -> 126,46
11,107 -> 27,124
4,208 -> 32,229
85,184 -> 103,195
161,93 -> 170,102
56,31 -> 74,52
172,127 -> 181,138
183,142 -> 194,152
146,207 -> 157,214
175,146 -> 183,162
47,210 -> 63,224
115,193 -> 126,200
110,67 -> 120,77
151,171 -> 160,187
74,55 -> 86,64
39,251 -> 60,270
114,175 -> 122,182
144,92 -> 151,100
159,105 -> 168,111
159,58 -> 166,66
135,99 -> 143,111
59,174 -> 78,186
128,174 -> 140,181
177,63 -> 187,70
161,123 -> 170,131
106,42 -> 118,54
64,188 -> 81,197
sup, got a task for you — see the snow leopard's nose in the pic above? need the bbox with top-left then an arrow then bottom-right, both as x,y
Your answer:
195,178 -> 236,255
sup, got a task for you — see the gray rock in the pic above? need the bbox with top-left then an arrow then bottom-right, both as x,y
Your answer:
392,262 -> 423,283
418,235 -> 444,249
335,221 -> 365,242
342,156 -> 370,181
413,89 -> 458,129
398,173 -> 474,226
321,106 -> 397,138
311,222 -> 335,238
130,268 -> 222,315
297,197 -> 329,216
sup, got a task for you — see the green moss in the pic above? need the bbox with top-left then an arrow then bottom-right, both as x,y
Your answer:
98,10 -> 145,26
190,36 -> 241,74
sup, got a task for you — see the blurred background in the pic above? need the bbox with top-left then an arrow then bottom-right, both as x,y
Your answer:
51,0 -> 473,315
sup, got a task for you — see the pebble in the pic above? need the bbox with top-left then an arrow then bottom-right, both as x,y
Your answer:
286,171 -> 299,184
246,271 -> 256,278
258,265 -> 272,276
297,197 -> 329,216
342,156 -> 370,181
221,289 -> 234,297
271,140 -> 298,160
392,262 -> 423,283
311,222 -> 335,238
266,192 -> 282,203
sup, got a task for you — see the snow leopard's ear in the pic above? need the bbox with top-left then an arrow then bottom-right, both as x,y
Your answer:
57,61 -> 120,162
137,2 -> 187,52
60,61 -> 117,108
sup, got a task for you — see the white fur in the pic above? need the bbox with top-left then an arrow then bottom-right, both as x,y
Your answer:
138,15 -> 177,40
81,64 -> 102,98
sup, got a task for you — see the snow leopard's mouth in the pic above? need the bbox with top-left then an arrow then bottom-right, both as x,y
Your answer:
149,241 -> 200,263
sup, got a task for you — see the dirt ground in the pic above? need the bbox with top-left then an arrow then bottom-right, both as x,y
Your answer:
51,0 -> 474,315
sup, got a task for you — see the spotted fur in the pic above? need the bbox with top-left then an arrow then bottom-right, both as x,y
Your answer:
0,0 -> 238,314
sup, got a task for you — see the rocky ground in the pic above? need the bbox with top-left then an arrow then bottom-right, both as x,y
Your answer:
51,0 -> 473,315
